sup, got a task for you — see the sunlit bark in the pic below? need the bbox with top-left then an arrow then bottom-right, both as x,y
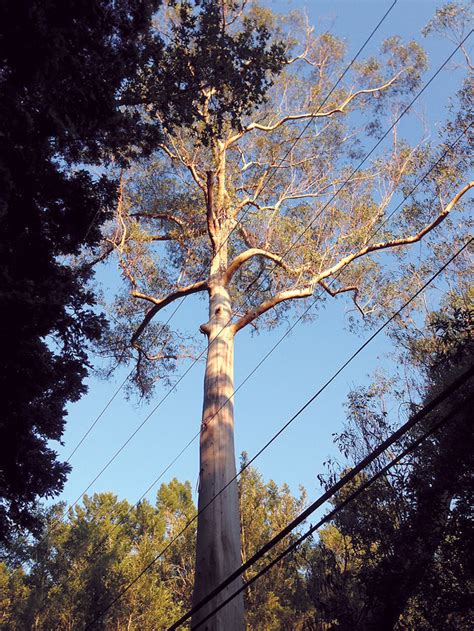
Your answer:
193,283 -> 244,629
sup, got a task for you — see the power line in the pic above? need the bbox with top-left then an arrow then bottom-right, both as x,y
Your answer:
186,390 -> 473,630
66,297 -> 186,461
123,126 -> 469,524
84,238 -> 472,629
123,129 -> 473,522
19,299 -> 189,559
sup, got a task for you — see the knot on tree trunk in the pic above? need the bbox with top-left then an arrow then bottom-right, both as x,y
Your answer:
200,322 -> 212,335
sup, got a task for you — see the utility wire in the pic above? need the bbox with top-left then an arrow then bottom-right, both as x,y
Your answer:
67,0 -> 398,461
123,129 -> 473,516
186,390 -> 473,630
124,126 -> 469,527
19,298 -> 189,558
85,238 -> 473,629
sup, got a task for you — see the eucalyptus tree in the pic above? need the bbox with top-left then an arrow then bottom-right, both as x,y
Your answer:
99,1 -> 472,627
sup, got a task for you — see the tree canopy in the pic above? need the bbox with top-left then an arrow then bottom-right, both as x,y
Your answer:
0,0 -> 161,544
0,467 -> 314,630
99,1 -> 471,397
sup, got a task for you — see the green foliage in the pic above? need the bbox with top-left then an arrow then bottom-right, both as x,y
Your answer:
239,455 -> 313,629
0,0 -> 168,546
144,0 -> 288,142
0,468 -> 318,630
310,294 -> 474,630
0,483 -> 195,630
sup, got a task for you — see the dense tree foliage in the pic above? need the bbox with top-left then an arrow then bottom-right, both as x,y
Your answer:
0,468 -> 313,630
309,295 -> 473,630
0,0 -> 286,545
238,454 -> 312,629
0,0 -> 166,544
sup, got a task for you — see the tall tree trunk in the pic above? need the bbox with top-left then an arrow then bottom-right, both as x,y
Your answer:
192,283 -> 245,630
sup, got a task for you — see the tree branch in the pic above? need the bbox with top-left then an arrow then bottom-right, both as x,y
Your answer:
157,142 -> 178,160
206,171 -> 219,254
131,212 -> 186,229
319,280 -> 365,316
130,280 -> 208,345
232,181 -> 472,334
147,234 -> 179,241
313,180 -> 473,283
232,286 -> 313,334
79,242 -> 115,270
159,138 -> 206,191
224,247 -> 306,284
226,73 -> 403,146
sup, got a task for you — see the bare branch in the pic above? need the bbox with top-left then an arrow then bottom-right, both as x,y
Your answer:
158,142 -> 178,160
147,234 -> 178,241
226,72 -> 403,146
224,247 -> 306,284
114,174 -> 140,288
206,171 -> 219,254
79,242 -> 115,271
232,286 -> 313,334
130,280 -> 208,345
223,0 -> 249,27
159,136 -> 206,191
319,280 -> 365,316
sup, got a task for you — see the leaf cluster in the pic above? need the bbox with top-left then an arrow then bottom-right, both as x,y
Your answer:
140,0 -> 288,142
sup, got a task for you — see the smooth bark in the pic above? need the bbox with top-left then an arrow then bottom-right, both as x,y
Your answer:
192,283 -> 245,630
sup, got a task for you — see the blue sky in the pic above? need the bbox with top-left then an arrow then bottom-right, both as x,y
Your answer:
54,0 -> 471,514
